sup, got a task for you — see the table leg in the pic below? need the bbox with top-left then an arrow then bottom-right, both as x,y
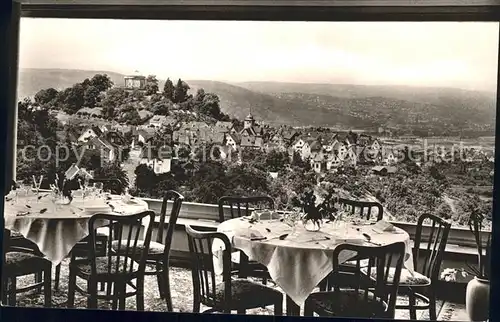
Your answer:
286,295 -> 300,316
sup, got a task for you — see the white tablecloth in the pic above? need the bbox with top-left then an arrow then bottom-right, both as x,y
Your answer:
214,217 -> 413,306
4,194 -> 149,265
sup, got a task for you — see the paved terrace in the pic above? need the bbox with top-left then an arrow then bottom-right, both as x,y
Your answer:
13,259 -> 468,320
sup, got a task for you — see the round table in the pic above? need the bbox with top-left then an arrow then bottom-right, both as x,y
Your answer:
4,193 -> 149,265
214,216 -> 414,313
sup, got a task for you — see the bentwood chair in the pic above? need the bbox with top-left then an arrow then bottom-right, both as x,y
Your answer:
337,198 -> 384,221
217,196 -> 274,285
89,178 -> 126,195
112,190 -> 184,311
2,229 -> 52,307
54,178 -> 123,290
319,198 -> 385,291
185,225 -> 283,314
391,213 -> 451,320
305,242 -> 406,319
67,211 -> 154,310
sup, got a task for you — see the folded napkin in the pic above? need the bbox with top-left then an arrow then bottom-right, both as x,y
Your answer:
372,220 -> 395,233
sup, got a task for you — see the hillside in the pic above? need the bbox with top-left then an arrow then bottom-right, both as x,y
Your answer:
19,68 -> 126,99
18,68 -> 496,132
236,81 -> 497,113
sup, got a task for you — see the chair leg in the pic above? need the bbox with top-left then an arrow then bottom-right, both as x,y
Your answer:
1,278 -> 8,304
44,267 -> 52,307
429,290 -> 437,321
274,297 -> 283,316
136,278 -> 145,311
193,294 -> 201,313
87,280 -> 98,309
67,268 -> 76,308
156,270 -> 165,299
8,277 -> 16,306
408,292 -> 417,320
54,264 -> 61,291
304,298 -> 314,316
163,268 -> 173,312
118,282 -> 127,311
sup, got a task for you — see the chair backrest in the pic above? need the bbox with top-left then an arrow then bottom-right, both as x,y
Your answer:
185,225 -> 232,312
156,190 -> 184,252
331,242 -> 406,318
338,197 -> 384,221
89,178 -> 125,195
217,196 -> 275,223
414,213 -> 451,281
87,211 -> 154,278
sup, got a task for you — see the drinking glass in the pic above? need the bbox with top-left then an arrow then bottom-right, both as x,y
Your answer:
94,182 -> 104,200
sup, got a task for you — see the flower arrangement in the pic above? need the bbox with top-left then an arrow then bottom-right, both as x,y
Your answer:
440,205 -> 491,282
300,189 -> 338,230
467,208 -> 491,280
50,173 -> 73,203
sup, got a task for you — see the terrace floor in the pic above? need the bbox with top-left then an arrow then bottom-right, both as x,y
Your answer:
12,259 -> 468,320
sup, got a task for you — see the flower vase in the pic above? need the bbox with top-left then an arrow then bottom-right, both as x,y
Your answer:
466,276 -> 490,321
303,218 -> 322,232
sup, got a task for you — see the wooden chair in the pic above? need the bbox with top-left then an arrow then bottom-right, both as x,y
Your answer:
337,197 -> 384,221
218,196 -> 273,284
111,190 -> 183,311
89,178 -> 126,195
2,229 -> 52,307
54,178 -> 121,290
67,211 -> 154,310
305,242 -> 406,319
393,213 -> 451,320
319,197 -> 384,291
185,225 -> 283,315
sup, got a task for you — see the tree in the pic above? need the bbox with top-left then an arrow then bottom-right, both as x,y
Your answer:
83,85 -> 101,107
61,84 -> 85,114
195,88 -> 205,104
145,75 -> 159,96
163,78 -> 175,101
196,92 -> 222,119
93,161 -> 129,194
134,164 -> 157,194
90,74 -> 114,92
173,79 -> 190,103
118,103 -> 142,125
34,88 -> 58,107
102,87 -> 130,108
80,148 -> 102,170
152,100 -> 172,116
265,150 -> 289,172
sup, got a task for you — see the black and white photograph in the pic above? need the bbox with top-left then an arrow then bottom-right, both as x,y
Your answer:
2,18 -> 496,321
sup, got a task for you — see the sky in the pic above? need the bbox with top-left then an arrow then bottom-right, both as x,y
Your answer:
19,19 -> 499,91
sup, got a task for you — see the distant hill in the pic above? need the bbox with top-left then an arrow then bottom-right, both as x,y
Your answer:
18,68 -> 497,133
18,68 -> 126,99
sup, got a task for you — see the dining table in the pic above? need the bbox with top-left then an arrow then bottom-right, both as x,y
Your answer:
4,191 -> 149,265
213,213 -> 414,316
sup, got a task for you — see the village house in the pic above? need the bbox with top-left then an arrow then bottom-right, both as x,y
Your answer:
301,138 -> 322,160
213,121 -> 234,134
332,140 -> 348,160
77,126 -> 103,143
379,147 -> 398,165
225,133 -> 241,151
326,153 -> 342,171
310,153 -> 326,173
85,136 -> 116,161
137,129 -> 155,145
240,136 -> 263,150
240,113 -> 263,138
139,145 -> 172,174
